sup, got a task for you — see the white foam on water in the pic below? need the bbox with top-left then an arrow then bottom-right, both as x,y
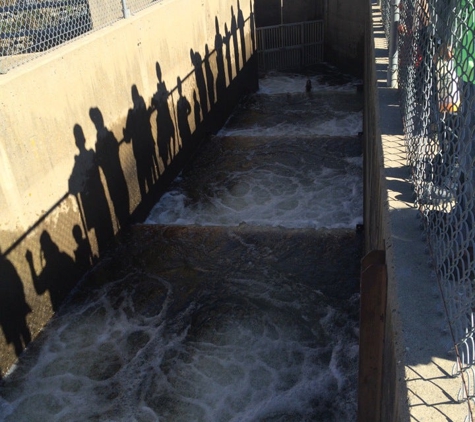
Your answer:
0,275 -> 359,422
218,111 -> 362,138
154,69 -> 364,229
258,70 -> 359,95
146,160 -> 363,229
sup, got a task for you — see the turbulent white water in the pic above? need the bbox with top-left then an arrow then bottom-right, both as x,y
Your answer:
217,112 -> 362,138
0,272 -> 359,422
145,157 -> 363,229
0,67 -> 362,422
146,70 -> 363,229
257,69 -> 360,95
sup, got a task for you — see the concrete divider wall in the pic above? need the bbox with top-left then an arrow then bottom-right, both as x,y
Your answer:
324,0 -> 365,77
363,3 -> 410,419
0,0 -> 258,377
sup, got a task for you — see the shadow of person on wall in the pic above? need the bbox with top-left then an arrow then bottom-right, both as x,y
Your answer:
72,224 -> 95,273
190,48 -> 208,120
214,17 -> 227,103
249,0 -> 256,52
237,1 -> 247,65
152,62 -> 176,168
176,77 -> 192,145
0,252 -> 32,356
25,231 -> 79,313
123,85 -> 159,200
90,107 -> 131,230
204,44 -> 216,108
231,5 -> 240,75
193,90 -> 201,129
224,23 -> 233,85
68,124 -> 114,257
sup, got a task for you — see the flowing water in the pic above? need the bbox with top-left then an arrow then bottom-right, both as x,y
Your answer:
0,65 -> 364,422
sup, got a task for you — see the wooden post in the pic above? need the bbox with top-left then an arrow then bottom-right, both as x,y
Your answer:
358,250 -> 387,422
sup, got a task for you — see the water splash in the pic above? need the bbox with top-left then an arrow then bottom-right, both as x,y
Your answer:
0,272 -> 359,421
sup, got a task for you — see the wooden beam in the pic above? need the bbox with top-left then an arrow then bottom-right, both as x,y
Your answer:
358,249 -> 387,422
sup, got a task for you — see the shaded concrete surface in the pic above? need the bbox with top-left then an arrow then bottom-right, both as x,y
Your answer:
371,5 -> 472,421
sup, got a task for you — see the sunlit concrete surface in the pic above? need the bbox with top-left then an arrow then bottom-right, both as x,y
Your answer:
372,4 -> 474,420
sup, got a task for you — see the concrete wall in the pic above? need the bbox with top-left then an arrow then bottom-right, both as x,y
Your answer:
0,0 -> 258,377
363,5 -> 405,419
324,0 -> 365,77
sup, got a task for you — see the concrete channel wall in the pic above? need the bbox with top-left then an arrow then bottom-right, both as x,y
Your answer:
324,0 -> 365,78
0,0 -> 258,377
363,5 -> 403,419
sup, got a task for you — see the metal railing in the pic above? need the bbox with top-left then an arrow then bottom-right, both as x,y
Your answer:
256,20 -> 324,72
0,0 -> 160,74
381,0 -> 475,417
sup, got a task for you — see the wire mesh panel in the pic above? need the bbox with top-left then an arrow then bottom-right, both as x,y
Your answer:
380,0 -> 392,41
256,20 -> 324,72
127,0 -> 159,15
383,0 -> 475,415
0,0 -> 162,74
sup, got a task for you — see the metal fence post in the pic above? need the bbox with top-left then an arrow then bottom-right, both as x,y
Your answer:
121,0 -> 131,18
387,0 -> 399,87
280,0 -> 284,25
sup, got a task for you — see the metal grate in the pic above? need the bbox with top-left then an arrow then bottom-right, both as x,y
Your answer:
256,20 -> 324,72
0,0 -> 162,74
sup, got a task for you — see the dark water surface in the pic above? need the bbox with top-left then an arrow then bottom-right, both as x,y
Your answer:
1,226 -> 362,422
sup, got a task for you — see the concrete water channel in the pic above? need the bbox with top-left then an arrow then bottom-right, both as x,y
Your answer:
0,64 -> 364,421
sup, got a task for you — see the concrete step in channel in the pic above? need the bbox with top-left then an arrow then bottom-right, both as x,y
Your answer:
146,75 -> 364,229
223,90 -> 364,137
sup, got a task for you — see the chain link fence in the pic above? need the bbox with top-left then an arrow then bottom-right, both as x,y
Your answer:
382,0 -> 475,415
0,0 -> 161,73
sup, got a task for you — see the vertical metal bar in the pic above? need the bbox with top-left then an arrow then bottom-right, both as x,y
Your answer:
262,31 -> 266,73
256,20 -> 324,71
387,0 -> 400,87
122,0 -> 131,18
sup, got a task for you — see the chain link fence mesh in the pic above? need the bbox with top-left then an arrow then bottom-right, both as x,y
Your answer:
382,0 -> 475,413
0,0 -> 161,73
